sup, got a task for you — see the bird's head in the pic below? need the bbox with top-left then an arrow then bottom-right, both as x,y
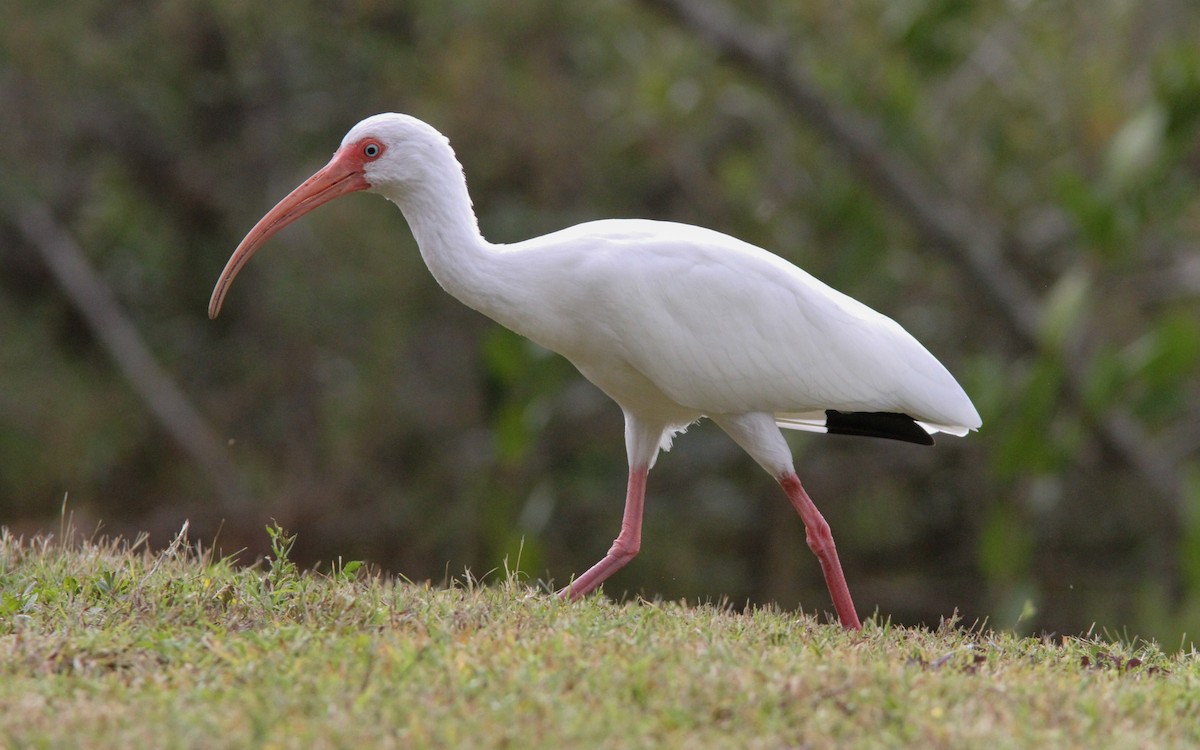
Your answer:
207,113 -> 451,319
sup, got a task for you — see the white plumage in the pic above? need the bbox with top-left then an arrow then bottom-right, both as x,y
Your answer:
210,113 -> 981,629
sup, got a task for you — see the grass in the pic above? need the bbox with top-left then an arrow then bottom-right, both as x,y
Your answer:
1,524 -> 1198,749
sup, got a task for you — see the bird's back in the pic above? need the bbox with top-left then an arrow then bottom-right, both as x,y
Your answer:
487,219 -> 980,433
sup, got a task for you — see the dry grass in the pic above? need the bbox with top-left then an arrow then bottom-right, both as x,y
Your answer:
1,524 -> 1197,749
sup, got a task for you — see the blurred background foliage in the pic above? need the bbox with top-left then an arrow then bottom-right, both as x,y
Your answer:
2,0 -> 1198,645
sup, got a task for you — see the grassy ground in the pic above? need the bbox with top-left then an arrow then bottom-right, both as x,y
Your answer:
1,524 -> 1197,749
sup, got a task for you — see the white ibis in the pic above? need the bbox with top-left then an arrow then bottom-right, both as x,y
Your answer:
210,113 -> 981,630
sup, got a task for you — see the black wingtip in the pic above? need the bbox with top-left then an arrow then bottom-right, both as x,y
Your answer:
824,410 -> 934,445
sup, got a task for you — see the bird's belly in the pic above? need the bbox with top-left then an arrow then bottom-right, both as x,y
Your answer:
568,354 -> 703,428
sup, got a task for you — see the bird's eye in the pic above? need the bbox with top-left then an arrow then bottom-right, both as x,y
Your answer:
363,142 -> 381,158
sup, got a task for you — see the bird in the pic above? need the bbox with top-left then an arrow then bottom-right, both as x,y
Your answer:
209,113 -> 981,630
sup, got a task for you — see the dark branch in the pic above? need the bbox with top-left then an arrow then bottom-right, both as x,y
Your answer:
15,201 -> 253,519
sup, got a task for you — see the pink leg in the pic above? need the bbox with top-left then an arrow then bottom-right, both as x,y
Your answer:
557,466 -> 648,600
779,473 -> 862,630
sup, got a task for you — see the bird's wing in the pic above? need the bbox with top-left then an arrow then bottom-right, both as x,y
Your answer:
516,220 -> 980,432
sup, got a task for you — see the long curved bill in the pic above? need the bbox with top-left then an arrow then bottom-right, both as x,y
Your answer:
208,150 -> 369,319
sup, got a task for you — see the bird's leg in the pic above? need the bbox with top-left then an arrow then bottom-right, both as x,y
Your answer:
778,473 -> 861,629
557,466 -> 648,600
709,413 -> 862,630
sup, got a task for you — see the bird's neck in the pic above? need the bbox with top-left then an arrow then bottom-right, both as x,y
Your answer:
384,165 -> 498,307
380,152 -> 547,345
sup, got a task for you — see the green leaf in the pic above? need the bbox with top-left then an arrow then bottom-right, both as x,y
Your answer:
1054,172 -> 1129,259
1038,267 -> 1091,351
978,503 -> 1033,583
993,357 -> 1067,477
1104,104 -> 1168,193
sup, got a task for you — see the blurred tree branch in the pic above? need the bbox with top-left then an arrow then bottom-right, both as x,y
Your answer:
643,0 -> 1185,513
14,202 -> 252,519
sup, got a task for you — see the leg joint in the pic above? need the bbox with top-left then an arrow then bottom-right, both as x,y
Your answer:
607,536 -> 640,560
